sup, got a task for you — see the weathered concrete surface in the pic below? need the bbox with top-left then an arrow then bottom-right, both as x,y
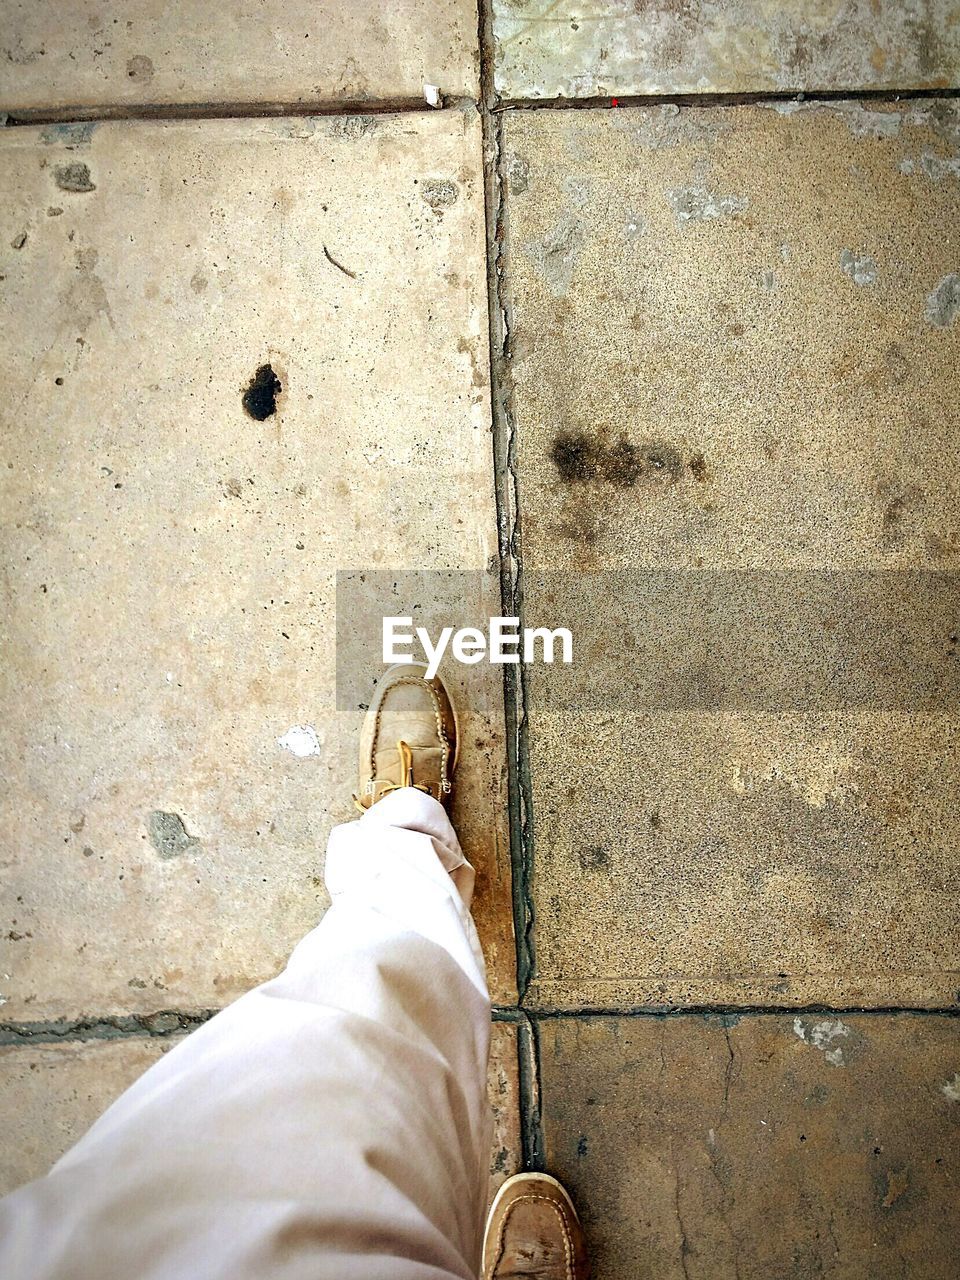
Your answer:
539,1014 -> 960,1279
488,1022 -> 523,1201
0,1035 -> 176,1194
0,1023 -> 522,1198
0,1 -> 479,113
505,102 -> 960,1007
493,0 -> 960,99
0,109 -> 515,1019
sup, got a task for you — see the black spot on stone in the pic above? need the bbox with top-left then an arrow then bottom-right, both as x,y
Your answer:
550,431 -> 598,482
243,363 -> 282,420
577,1135 -> 589,1157
550,431 -> 683,488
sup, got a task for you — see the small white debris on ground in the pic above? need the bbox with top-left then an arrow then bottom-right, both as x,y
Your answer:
942,1073 -> 960,1102
793,1017 -> 854,1067
423,83 -> 441,108
839,248 -> 878,287
277,725 -> 323,758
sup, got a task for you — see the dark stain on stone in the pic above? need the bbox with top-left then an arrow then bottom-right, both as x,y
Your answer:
577,1135 -> 589,1157
549,432 -> 683,488
876,478 -> 923,551
578,844 -> 610,871
557,514 -> 599,545
147,811 -> 201,859
884,343 -> 910,385
689,451 -> 710,482
551,432 -> 599,482
643,441 -> 684,481
883,492 -> 907,531
55,162 -> 96,193
602,438 -> 643,487
879,1167 -> 911,1210
242,363 -> 282,420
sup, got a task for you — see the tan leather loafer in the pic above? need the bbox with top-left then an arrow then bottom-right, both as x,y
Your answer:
354,662 -> 458,810
483,1173 -> 590,1280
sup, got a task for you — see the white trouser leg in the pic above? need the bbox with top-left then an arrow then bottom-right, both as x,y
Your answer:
0,790 -> 493,1280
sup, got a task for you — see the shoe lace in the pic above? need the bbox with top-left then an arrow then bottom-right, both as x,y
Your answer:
353,739 -> 431,813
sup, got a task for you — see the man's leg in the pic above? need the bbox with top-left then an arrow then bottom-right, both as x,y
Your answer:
0,781 -> 491,1280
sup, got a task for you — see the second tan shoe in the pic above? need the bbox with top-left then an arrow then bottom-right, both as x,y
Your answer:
483,1172 -> 590,1280
354,662 -> 458,810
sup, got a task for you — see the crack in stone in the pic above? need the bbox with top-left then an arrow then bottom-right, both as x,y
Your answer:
0,1010 -> 216,1045
674,1160 -> 693,1280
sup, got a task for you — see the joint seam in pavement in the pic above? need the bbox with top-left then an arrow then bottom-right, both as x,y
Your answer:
477,0 -> 537,1010
478,0 -> 544,1173
4,1003 -> 958,1046
493,86 -> 960,112
0,1011 -> 217,1046
0,96 -> 478,127
517,1004 -> 960,1020
6,84 -> 957,132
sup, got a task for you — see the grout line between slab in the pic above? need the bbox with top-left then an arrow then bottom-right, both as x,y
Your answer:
494,86 -> 960,111
3,87 -> 957,132
516,1013 -> 545,1171
477,0 -> 537,1009
477,0 -> 544,1176
0,1011 -> 217,1046
519,1004 -> 960,1020
0,96 -> 475,127
4,1003 -> 958,1047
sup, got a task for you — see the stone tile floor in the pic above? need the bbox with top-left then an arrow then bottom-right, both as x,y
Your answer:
1,2 -> 959,1275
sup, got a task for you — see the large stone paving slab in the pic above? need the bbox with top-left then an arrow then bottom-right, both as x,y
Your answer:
0,109 -> 515,1019
0,1 -> 479,114
493,0 -> 960,99
539,1013 -> 960,1280
0,1023 -> 522,1197
0,1035 -> 176,1194
505,101 -> 960,1007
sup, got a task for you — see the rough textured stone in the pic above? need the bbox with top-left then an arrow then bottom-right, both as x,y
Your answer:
0,1 -> 478,113
0,1023 -> 523,1197
488,1021 -> 523,1201
0,109 -> 515,1018
539,1013 -> 960,1280
505,102 -> 960,1007
493,0 -> 960,99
